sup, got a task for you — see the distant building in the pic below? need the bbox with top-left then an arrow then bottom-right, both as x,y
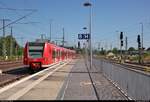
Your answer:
147,47 -> 150,51
35,39 -> 50,43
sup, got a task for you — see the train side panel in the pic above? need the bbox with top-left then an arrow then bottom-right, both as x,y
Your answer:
42,43 -> 53,67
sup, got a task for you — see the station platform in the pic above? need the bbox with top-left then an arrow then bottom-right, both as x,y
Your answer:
57,58 -> 128,100
0,58 -> 128,100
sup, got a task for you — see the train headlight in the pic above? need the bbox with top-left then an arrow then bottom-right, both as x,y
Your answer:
44,58 -> 48,62
24,58 -> 27,61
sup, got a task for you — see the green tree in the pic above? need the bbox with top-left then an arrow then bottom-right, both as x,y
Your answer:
100,47 -> 106,55
128,47 -> 136,55
0,35 -> 23,57
128,47 -> 136,51
147,47 -> 150,51
112,47 -> 118,54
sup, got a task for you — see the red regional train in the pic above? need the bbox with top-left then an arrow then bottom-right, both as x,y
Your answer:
23,41 -> 75,72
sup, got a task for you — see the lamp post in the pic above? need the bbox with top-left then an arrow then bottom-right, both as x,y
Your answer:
83,1 -> 92,69
49,19 -> 53,42
140,23 -> 143,49
83,27 -> 88,61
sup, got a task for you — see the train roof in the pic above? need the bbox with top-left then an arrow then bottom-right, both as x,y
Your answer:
26,41 -> 75,53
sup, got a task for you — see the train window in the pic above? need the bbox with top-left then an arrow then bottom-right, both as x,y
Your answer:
29,51 -> 43,58
57,51 -> 59,57
28,42 -> 44,58
52,50 -> 55,58
56,50 -> 58,57
52,50 -> 57,58
60,51 -> 62,57
62,52 -> 63,57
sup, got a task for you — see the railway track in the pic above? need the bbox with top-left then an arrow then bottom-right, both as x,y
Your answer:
0,74 -> 28,88
0,60 -> 26,87
0,60 -> 22,65
125,62 -> 150,67
122,62 -> 150,73
0,60 -> 70,87
106,60 -> 150,73
94,57 -> 150,73
0,60 -> 23,73
0,66 -> 30,88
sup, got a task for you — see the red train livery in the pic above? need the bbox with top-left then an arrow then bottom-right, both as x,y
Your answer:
23,41 -> 75,71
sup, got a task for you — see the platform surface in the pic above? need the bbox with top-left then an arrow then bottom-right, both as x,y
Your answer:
57,58 -> 127,100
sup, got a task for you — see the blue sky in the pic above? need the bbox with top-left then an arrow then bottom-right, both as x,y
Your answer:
0,0 -> 150,50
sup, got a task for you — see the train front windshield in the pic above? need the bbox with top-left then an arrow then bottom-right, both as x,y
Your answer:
28,42 -> 45,58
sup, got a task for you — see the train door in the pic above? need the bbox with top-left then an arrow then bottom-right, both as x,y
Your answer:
62,48 -> 65,61
56,48 -> 59,62
49,44 -> 53,64
58,48 -> 61,62
66,50 -> 68,60
52,47 -> 57,63
65,50 -> 67,60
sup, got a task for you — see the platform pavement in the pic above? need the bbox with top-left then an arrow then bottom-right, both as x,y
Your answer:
57,58 -> 128,100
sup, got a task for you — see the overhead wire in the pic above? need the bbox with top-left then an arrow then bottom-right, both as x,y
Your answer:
0,0 -> 37,31
0,0 -> 40,47
0,1 -> 41,40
